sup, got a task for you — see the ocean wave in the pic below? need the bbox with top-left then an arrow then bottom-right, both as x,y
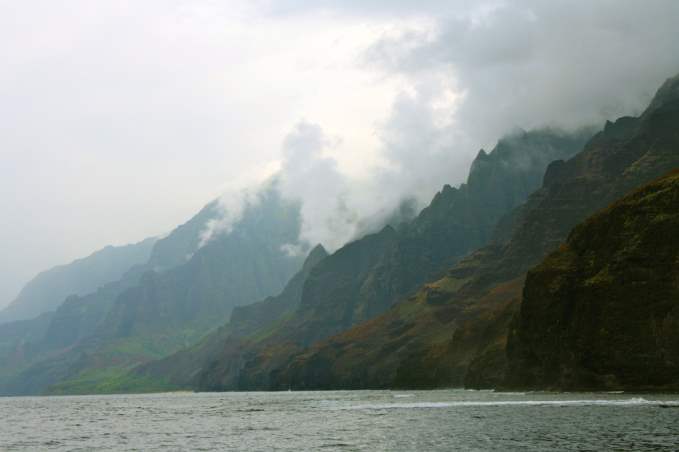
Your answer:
340,398 -> 679,410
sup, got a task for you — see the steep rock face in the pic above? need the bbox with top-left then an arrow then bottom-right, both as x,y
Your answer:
0,313 -> 54,385
505,171 -> 679,391
189,127 -> 591,390
38,270 -> 147,351
282,128 -> 590,347
0,194 -> 233,361
302,129 -> 592,343
126,245 -> 329,391
0,238 -> 157,324
279,226 -> 400,346
0,246 -> 158,391
0,191 -> 225,389
268,74 -> 679,391
99,187 -> 304,339
228,244 -> 329,338
0,185 -> 306,395
146,202 -> 219,272
22,195 -> 235,352
273,275 -> 523,390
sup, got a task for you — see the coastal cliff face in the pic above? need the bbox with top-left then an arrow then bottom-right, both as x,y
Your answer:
268,128 -> 593,349
0,185 -> 306,396
184,128 -> 589,391
6,123 -> 576,395
505,170 -> 679,391
266,74 -> 679,391
127,245 -> 329,391
6,74 -> 676,395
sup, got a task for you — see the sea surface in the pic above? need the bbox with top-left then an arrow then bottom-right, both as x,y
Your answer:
1,390 -> 679,451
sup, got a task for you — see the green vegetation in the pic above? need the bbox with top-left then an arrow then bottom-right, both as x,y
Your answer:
0,184 -> 305,395
47,367 -> 180,395
142,126 -> 592,392
3,73 -> 677,396
233,74 -> 679,392
506,170 -> 679,391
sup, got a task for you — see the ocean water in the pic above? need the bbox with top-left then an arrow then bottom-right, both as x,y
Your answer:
1,390 -> 678,451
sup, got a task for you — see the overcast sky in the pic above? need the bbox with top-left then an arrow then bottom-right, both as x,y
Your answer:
1,0 -> 678,308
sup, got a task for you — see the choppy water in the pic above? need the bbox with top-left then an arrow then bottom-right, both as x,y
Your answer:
2,390 -> 679,451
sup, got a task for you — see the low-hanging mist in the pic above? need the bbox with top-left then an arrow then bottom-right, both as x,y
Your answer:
197,1 -> 679,253
2,0 -> 679,304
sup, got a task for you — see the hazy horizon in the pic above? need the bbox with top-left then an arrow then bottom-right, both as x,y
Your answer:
2,0 -> 679,308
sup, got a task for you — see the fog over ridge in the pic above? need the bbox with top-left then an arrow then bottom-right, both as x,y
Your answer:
2,0 -> 678,307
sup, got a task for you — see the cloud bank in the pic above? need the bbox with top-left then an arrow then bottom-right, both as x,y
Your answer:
204,0 -> 679,252
2,0 -> 679,305
362,0 -> 679,150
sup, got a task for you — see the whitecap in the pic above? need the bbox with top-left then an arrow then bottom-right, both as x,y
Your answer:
340,398 -> 679,410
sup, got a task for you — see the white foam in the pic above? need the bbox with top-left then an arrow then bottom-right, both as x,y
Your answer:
341,398 -> 679,410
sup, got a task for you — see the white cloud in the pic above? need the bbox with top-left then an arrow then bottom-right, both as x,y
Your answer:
0,1 -> 403,304
197,187 -> 261,249
362,0 -> 679,150
2,0 -> 678,307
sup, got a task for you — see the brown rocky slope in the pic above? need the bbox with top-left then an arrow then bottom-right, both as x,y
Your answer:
505,170 -> 679,391
266,74 -> 679,391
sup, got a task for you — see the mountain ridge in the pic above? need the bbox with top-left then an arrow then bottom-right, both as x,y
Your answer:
0,183 -> 306,395
0,237 -> 157,325
257,73 -> 679,391
133,126 -> 592,392
504,169 -> 679,391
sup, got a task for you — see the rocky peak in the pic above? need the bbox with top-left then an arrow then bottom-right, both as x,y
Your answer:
643,73 -> 679,117
301,244 -> 328,273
